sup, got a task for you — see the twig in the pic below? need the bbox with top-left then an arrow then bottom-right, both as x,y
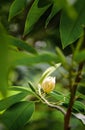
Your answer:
38,85 -> 66,115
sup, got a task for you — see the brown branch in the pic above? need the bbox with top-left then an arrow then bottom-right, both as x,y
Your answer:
64,62 -> 84,130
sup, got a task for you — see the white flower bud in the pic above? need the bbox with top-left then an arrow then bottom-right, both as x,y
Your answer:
41,76 -> 55,93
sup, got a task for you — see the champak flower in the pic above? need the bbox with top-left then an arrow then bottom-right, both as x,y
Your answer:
41,76 -> 55,93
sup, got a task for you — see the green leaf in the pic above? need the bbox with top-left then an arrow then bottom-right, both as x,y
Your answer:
39,63 -> 61,83
9,86 -> 35,97
45,2 -> 61,27
62,92 -> 85,113
7,35 -> 37,54
49,91 -> 65,102
9,50 -> 59,67
0,91 -> 30,111
0,101 -> 35,130
9,86 -> 32,93
73,100 -> 85,113
9,0 -> 26,21
60,0 -> 85,48
24,0 -> 51,35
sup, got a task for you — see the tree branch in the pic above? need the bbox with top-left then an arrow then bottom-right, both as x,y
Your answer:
64,62 -> 84,130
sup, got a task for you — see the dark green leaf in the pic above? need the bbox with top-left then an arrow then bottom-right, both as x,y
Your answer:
9,86 -> 32,93
0,91 -> 30,111
62,92 -> 85,113
24,0 -> 51,35
73,100 -> 85,113
0,101 -> 35,130
38,0 -> 52,7
49,91 -> 66,102
7,35 -> 37,54
60,0 -> 85,48
9,0 -> 26,21
76,91 -> 85,100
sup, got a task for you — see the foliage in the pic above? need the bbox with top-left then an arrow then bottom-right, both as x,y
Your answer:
0,0 -> 85,130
